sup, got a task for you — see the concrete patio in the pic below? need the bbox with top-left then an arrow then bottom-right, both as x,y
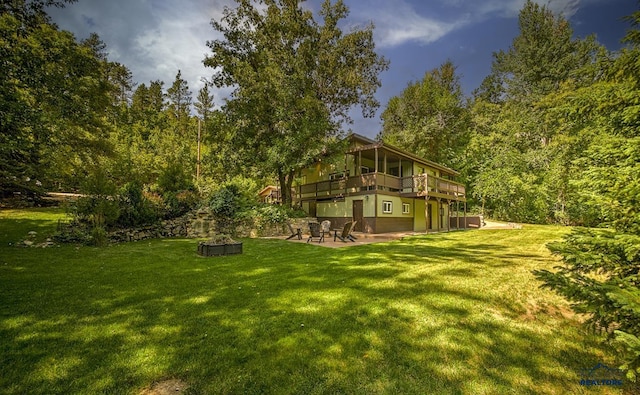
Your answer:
281,231 -> 425,248
278,219 -> 517,248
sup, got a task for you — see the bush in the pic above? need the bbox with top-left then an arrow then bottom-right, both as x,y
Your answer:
209,184 -> 243,235
74,195 -> 120,229
158,161 -> 194,194
117,182 -> 158,227
52,224 -> 91,244
89,225 -> 109,247
162,190 -> 198,219
252,204 -> 306,224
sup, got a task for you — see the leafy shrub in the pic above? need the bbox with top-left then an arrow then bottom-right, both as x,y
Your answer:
209,184 -> 241,218
163,190 -> 198,219
73,195 -> 120,229
158,161 -> 193,194
209,184 -> 243,234
117,182 -> 158,227
72,166 -> 121,231
89,225 -> 109,247
251,204 -> 307,225
52,225 -> 91,244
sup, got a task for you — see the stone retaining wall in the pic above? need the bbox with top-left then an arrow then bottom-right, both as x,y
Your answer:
106,208 -> 317,243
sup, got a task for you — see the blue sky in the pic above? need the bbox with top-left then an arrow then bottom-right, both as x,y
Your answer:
49,0 -> 636,139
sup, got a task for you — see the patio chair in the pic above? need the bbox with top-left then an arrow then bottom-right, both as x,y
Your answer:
321,220 -> 331,233
307,222 -> 325,243
334,221 -> 357,242
285,222 -> 302,240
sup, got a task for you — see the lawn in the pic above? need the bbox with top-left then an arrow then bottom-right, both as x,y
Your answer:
0,208 -> 628,394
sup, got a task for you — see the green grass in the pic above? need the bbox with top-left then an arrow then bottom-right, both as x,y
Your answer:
0,208 -> 628,394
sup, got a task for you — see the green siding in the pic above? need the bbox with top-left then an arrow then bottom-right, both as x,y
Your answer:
316,195 -> 376,218
378,196 -> 414,218
414,199 -> 426,232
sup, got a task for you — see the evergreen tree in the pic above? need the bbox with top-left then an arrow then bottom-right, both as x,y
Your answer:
166,70 -> 192,138
535,6 -> 640,379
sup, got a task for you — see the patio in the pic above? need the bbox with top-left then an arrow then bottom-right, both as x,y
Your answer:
281,230 -> 421,248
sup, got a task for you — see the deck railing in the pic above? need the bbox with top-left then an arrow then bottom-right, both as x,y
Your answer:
401,174 -> 465,198
297,173 -> 465,200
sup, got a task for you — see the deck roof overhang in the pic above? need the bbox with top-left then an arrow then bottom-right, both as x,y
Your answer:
346,133 -> 459,177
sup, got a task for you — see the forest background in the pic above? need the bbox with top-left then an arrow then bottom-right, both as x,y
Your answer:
2,0 -> 639,379
2,0 -> 637,227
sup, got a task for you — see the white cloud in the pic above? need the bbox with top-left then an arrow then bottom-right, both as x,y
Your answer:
351,0 -> 606,49
544,0 -> 582,18
474,0 -> 584,18
49,0 -> 232,108
352,1 -> 468,48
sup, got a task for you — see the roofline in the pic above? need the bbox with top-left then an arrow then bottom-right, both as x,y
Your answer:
347,133 -> 459,176
258,185 -> 278,195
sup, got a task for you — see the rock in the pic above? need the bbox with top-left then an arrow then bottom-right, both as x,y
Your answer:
23,240 -> 34,246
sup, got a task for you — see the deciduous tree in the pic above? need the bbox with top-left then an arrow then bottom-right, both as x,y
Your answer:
0,1 -> 112,195
378,60 -> 469,168
204,0 -> 388,205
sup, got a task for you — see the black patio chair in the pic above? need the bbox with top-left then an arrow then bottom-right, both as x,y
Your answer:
307,222 -> 325,243
334,221 -> 357,242
286,222 -> 302,240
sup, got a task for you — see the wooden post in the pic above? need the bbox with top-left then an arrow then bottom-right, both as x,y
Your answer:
425,197 -> 429,233
374,148 -> 379,192
464,201 -> 467,230
374,148 -> 378,173
197,118 -> 201,181
383,152 -> 387,175
344,153 -> 348,196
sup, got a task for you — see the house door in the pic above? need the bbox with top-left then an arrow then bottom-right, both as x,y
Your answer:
309,201 -> 317,218
428,202 -> 434,230
353,200 -> 364,232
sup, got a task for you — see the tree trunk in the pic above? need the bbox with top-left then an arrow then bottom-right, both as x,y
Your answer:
277,168 -> 296,207
284,169 -> 295,207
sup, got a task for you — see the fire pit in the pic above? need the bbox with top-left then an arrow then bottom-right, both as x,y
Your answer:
197,235 -> 242,257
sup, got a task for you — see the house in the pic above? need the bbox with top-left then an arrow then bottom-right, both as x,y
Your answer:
295,133 -> 467,233
258,185 -> 282,204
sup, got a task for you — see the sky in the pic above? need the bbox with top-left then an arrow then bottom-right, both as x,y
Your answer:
48,0 -> 636,139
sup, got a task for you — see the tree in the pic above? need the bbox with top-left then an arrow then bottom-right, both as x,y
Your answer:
378,60 -> 469,168
0,0 -> 77,24
535,6 -> 640,379
204,0 -> 388,205
0,1 -> 113,195
194,83 -> 215,122
166,70 -> 192,137
148,80 -> 165,114
194,83 -> 215,183
465,0 -> 605,222
476,0 -> 600,104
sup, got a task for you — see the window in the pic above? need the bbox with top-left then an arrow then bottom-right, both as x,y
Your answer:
382,201 -> 393,214
402,203 -> 410,214
329,171 -> 349,180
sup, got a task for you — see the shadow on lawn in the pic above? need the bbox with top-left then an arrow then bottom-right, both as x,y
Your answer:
0,216 -> 61,245
0,235 -> 624,394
